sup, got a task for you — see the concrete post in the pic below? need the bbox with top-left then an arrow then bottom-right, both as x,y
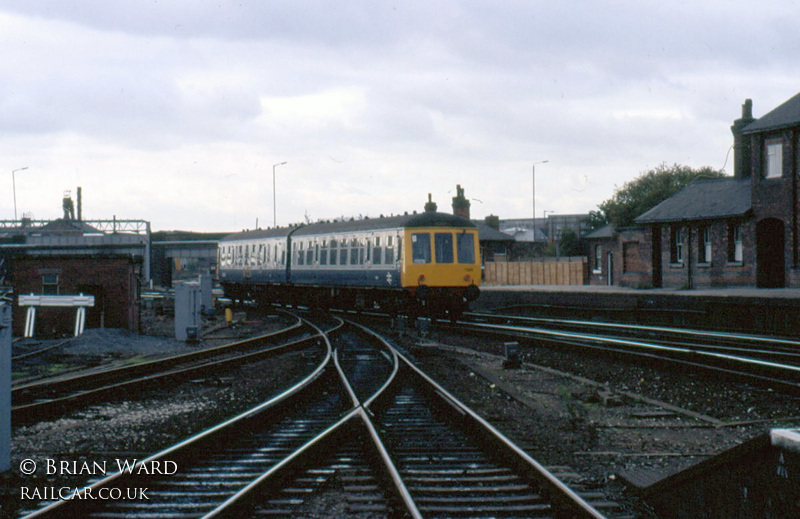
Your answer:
1,299 -> 11,472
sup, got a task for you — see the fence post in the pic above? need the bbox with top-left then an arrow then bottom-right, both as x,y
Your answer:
1,296 -> 11,472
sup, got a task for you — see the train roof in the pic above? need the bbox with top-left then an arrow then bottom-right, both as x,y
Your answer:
221,212 -> 475,242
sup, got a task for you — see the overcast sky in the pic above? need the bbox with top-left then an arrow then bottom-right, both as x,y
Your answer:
2,1 -> 797,232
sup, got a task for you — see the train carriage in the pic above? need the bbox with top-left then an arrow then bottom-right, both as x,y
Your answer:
218,212 -> 480,318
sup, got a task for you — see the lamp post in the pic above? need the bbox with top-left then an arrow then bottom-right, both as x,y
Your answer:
272,161 -> 287,227
12,167 -> 29,221
531,160 -> 548,242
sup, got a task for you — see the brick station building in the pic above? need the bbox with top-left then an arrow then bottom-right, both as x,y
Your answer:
589,92 -> 800,289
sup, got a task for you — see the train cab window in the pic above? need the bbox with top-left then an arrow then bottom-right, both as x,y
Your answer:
435,233 -> 454,264
373,237 -> 382,265
411,233 -> 431,264
457,232 -> 475,264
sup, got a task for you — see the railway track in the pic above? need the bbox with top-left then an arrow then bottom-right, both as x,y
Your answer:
456,312 -> 800,394
19,316 -> 615,518
12,317 -> 311,422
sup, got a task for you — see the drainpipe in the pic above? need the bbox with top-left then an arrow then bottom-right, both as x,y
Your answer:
687,225 -> 693,289
793,129 -> 799,268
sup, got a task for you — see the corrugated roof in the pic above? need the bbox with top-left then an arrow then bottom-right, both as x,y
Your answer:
635,177 -> 751,224
743,92 -> 800,134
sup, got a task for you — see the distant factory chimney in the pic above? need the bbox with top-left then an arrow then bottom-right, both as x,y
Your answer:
77,186 -> 82,221
424,193 -> 438,213
731,99 -> 755,178
62,191 -> 75,220
451,184 -> 470,219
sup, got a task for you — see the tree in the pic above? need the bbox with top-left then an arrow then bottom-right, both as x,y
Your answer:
587,163 -> 727,229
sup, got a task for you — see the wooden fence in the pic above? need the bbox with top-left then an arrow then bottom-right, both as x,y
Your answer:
483,257 -> 588,286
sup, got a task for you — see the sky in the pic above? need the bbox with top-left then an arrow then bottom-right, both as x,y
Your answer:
1,1 -> 798,233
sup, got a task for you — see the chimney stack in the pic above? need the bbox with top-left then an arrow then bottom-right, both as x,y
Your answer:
451,184 -> 470,220
424,193 -> 438,213
731,99 -> 755,178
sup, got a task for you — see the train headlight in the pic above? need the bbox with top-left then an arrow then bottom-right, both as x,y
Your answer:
418,274 -> 425,284
464,274 -> 471,282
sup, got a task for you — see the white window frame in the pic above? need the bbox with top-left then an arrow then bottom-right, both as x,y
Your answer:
593,244 -> 602,274
766,143 -> 783,179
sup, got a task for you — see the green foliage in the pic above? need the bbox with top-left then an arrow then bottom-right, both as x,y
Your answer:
545,229 -> 582,256
589,163 -> 727,229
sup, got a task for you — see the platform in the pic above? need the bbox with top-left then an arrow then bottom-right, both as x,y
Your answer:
475,285 -> 800,335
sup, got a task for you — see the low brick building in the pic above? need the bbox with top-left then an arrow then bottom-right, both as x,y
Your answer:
11,255 -> 141,336
1,217 -> 147,337
597,92 -> 800,289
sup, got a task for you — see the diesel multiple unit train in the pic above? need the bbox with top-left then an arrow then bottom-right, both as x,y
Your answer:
218,212 -> 481,318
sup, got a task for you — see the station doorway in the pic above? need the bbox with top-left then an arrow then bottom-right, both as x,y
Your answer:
756,218 -> 785,288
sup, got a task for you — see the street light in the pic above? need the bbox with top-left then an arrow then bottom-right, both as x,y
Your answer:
272,161 -> 287,227
532,160 -> 548,242
12,166 -> 29,221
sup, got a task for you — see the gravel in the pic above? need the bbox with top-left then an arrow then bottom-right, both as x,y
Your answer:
6,307 -> 798,518
3,311 -> 322,519
379,320 -> 800,517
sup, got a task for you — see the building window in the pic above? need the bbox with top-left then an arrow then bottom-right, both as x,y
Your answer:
670,226 -> 684,264
699,226 -> 712,264
766,143 -> 783,179
42,274 -> 59,295
593,245 -> 602,273
728,223 -> 743,262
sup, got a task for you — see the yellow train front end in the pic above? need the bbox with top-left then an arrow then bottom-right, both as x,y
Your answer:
401,224 -> 481,318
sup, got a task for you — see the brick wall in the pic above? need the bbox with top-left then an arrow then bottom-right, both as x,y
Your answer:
12,256 -> 141,337
656,219 -> 757,289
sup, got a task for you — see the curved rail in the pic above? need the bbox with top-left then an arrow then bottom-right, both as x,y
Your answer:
19,318 -> 333,519
12,322 -> 310,421
457,318 -> 800,394
356,321 -> 606,518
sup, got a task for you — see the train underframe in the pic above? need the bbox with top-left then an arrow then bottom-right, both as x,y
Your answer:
222,282 -> 478,322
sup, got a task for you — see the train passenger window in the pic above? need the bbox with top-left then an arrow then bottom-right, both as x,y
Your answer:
350,238 -> 360,265
457,232 -> 475,264
330,240 -> 338,265
307,244 -> 315,265
297,242 -> 304,266
365,238 -> 371,264
339,241 -> 348,265
411,233 -> 431,264
397,237 -> 402,264
373,237 -> 382,265
320,241 -> 328,265
385,236 -> 393,264
435,233 -> 454,264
